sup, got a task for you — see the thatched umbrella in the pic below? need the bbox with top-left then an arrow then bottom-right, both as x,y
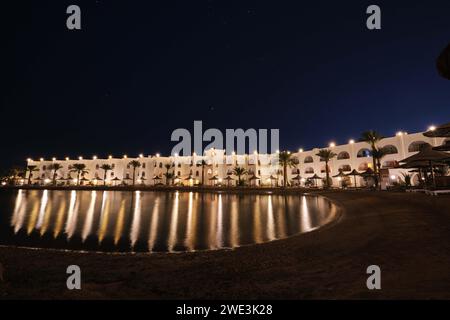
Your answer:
224,175 -> 234,187
436,42 -> 450,80
152,175 -> 162,185
309,174 -> 322,187
291,174 -> 303,186
399,145 -> 450,187
423,122 -> 450,138
268,175 -> 278,187
360,168 -> 375,176
249,174 -> 261,186
345,169 -> 361,188
209,175 -> 219,186
333,171 -> 347,188
111,177 -> 121,186
433,140 -> 450,152
139,176 -> 146,184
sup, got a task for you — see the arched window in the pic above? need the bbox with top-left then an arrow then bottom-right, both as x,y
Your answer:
337,151 -> 350,160
304,156 -> 313,163
305,167 -> 314,174
381,145 -> 398,155
339,164 -> 352,172
408,141 -> 431,152
321,166 -> 331,173
358,162 -> 368,171
357,148 -> 372,158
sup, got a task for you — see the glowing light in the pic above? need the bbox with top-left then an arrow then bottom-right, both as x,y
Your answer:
65,157 -> 70,161
72,178 -> 78,183
93,155 -> 97,160
428,125 -> 436,131
276,150 -> 280,153
232,151 -> 236,155
40,158 -> 44,162
52,157 -> 56,161
193,152 -> 197,156
218,178 -> 222,183
337,177 -> 342,181
1,182 -> 6,186
329,142 -> 336,148
396,131 -> 403,136
27,158 -> 32,162
44,179 -> 51,184
390,175 -> 396,180
139,154 -> 143,158
156,153 -> 160,157
174,153 -> 178,157
78,156 -> 83,160
349,139 -> 355,144
108,155 -> 112,159
253,150 -> 258,155
123,155 -> 128,159
298,148 -> 303,153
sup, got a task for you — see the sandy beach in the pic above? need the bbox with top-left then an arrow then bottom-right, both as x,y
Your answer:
1,190 -> 450,299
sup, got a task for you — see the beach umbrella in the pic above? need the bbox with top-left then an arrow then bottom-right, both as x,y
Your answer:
249,174 -> 260,186
224,175 -> 234,187
433,140 -> 450,152
310,174 -> 322,187
268,175 -> 278,187
345,169 -> 361,188
423,122 -> 450,138
399,145 -> 450,187
360,168 -> 375,176
332,171 -> 347,188
152,175 -> 162,185
291,174 -> 302,186
111,177 -> 121,186
209,175 -> 219,186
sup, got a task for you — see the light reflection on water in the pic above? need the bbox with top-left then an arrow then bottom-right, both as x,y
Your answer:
1,189 -> 337,253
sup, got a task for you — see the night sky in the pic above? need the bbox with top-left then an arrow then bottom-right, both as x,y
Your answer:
4,0 -> 450,170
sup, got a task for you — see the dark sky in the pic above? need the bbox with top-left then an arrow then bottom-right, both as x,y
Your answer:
4,0 -> 450,169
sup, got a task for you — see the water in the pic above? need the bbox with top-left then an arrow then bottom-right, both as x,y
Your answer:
0,189 -> 337,253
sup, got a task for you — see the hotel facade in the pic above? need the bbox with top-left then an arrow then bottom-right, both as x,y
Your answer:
25,131 -> 447,188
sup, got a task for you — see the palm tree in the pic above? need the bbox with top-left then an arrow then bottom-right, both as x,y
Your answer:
164,171 -> 174,185
316,149 -> 337,188
128,160 -> 141,186
200,160 -> 207,185
26,165 -> 38,185
164,163 -> 172,185
372,147 -> 388,188
232,166 -> 248,186
401,172 -> 412,188
8,167 -> 24,185
360,130 -> 385,180
48,163 -> 63,185
69,163 -> 89,186
278,151 -> 298,187
100,164 -> 113,186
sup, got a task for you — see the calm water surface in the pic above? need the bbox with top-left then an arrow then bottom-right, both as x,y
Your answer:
0,190 -> 337,253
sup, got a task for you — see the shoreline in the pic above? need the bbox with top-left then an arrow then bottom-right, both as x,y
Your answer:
0,184 -> 337,195
1,191 -> 450,299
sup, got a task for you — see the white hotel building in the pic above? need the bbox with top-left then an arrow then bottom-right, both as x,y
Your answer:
26,131 -> 447,188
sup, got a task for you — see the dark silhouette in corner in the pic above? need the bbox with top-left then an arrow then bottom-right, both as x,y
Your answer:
437,43 -> 450,80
